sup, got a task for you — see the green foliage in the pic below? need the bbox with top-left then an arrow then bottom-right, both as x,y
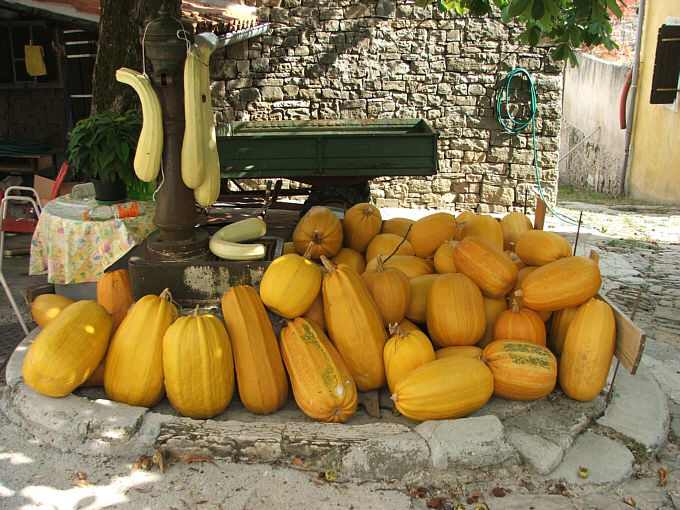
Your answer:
67,110 -> 142,185
418,0 -> 625,65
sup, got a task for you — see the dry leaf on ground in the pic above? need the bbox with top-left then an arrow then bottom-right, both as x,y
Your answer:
181,455 -> 218,467
659,467 -> 668,487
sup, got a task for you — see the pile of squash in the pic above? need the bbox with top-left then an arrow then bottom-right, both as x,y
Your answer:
22,204 -> 617,425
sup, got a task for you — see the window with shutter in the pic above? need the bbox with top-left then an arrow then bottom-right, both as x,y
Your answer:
650,24 -> 680,106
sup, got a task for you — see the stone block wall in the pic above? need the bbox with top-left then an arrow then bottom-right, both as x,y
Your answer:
209,0 -> 563,212
0,88 -> 64,149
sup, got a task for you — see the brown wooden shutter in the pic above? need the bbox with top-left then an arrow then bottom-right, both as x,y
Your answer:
650,24 -> 680,104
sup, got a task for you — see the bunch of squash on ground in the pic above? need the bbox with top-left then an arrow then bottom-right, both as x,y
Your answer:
22,203 -> 615,426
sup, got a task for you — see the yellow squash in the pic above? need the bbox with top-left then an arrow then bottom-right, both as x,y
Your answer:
383,324 -> 436,393
163,306 -> 234,419
342,202 -> 382,254
30,293 -> 74,329
391,356 -> 494,421
427,273 -> 485,347
280,317 -> 357,423
321,256 -> 388,391
23,300 -> 111,397
559,298 -> 616,402
259,242 -> 322,319
221,285 -> 288,414
483,340 -> 557,401
104,289 -> 178,408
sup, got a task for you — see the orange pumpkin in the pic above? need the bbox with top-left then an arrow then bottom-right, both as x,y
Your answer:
409,212 -> 458,258
381,217 -> 414,240
321,256 -> 388,391
292,206 -> 343,259
427,273 -> 485,347
500,211 -> 533,252
519,256 -> 602,312
451,236 -> 518,299
342,202 -> 382,254
483,340 -> 557,401
460,214 -> 503,249
515,230 -> 573,266
365,233 -> 414,264
492,299 -> 547,346
97,269 -> 133,334
559,298 -> 616,402
30,294 -> 74,329
361,255 -> 412,327
330,247 -> 367,275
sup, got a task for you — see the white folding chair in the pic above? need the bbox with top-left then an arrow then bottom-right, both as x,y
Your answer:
1,185 -> 43,335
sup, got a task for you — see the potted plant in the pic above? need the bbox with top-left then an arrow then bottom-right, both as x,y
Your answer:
67,110 -> 142,202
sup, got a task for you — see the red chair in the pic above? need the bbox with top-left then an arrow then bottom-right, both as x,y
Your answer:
0,161 -> 70,334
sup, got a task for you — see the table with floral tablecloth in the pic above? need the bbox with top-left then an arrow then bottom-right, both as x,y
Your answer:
29,195 -> 157,284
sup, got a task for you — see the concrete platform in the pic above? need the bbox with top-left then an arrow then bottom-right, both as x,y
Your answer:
1,326 -> 669,484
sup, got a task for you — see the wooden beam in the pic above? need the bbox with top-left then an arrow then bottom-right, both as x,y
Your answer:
533,198 -> 546,230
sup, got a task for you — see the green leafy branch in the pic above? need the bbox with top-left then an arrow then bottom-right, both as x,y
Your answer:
414,0 -> 626,66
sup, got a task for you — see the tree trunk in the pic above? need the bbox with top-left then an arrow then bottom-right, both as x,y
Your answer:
91,0 -> 181,115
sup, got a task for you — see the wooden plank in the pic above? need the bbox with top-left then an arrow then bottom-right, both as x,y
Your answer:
589,249 -> 645,375
533,198 -> 546,230
596,291 -> 646,375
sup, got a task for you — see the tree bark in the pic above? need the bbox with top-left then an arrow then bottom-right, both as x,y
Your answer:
91,0 -> 181,115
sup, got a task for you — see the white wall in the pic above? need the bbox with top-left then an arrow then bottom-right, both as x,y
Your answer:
559,52 -> 631,194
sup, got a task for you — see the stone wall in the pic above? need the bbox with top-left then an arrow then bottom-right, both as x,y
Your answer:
0,88 -> 64,149
209,0 -> 563,212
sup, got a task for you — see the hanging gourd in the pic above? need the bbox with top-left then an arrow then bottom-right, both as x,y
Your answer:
30,294 -> 74,329
280,317 -> 358,423
492,299 -> 547,346
515,230 -> 573,267
221,285 -> 289,414
292,206 -> 343,259
97,269 -> 133,334
559,298 -> 616,402
383,323 -> 436,393
483,340 -> 557,401
321,256 -> 387,391
104,289 -> 178,408
451,236 -> 519,299
259,242 -> 322,319
409,211 -> 458,258
163,306 -> 235,419
500,211 -> 533,252
391,356 -> 494,421
427,273 -> 486,347
23,300 -> 111,397
518,256 -> 602,312
342,202 -> 382,254
361,254 -> 412,327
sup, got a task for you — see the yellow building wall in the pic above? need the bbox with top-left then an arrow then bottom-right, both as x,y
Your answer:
628,0 -> 680,204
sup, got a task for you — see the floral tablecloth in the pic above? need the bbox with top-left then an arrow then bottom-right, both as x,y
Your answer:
29,195 -> 157,284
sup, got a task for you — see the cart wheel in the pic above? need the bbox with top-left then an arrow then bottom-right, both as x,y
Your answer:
299,186 -> 363,218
